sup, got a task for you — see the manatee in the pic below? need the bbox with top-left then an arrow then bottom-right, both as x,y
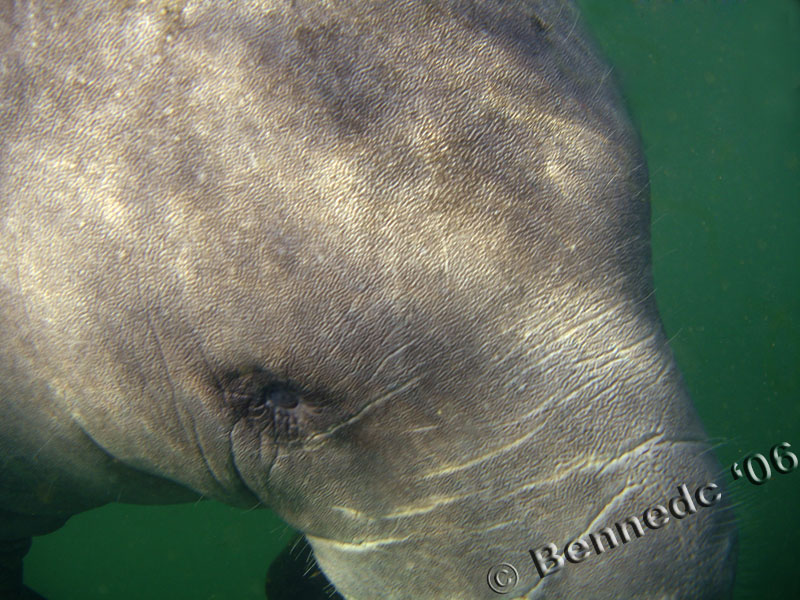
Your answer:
0,1 -> 736,598
265,534 -> 343,600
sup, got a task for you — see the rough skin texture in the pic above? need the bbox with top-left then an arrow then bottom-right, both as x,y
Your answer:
0,1 -> 736,598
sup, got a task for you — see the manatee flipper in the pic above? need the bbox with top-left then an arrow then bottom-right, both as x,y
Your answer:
0,538 -> 45,600
265,534 -> 343,600
0,511 -> 67,600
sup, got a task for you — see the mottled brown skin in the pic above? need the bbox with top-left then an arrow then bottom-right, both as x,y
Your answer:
0,1 -> 736,598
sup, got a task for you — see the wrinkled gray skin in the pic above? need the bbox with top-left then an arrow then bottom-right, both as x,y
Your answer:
0,1 -> 737,598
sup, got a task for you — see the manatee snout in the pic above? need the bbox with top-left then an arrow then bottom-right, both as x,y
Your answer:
264,298 -> 738,599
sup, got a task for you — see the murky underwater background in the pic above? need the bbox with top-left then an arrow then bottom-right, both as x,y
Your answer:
23,1 -> 798,599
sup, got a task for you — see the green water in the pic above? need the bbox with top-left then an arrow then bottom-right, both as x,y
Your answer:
578,2 -> 799,599
24,2 -> 798,599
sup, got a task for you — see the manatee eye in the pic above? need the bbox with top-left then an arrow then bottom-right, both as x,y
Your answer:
221,368 -> 316,443
262,384 -> 299,409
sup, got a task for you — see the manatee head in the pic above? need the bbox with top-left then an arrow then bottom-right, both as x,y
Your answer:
1,1 -> 736,598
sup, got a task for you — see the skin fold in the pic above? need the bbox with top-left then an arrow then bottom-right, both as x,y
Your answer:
0,1 -> 736,598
